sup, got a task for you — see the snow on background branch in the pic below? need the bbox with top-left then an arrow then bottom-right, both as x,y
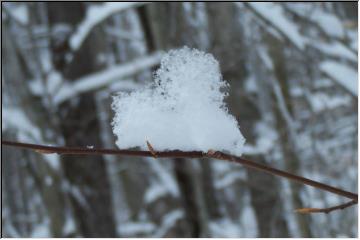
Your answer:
70,2 -> 147,50
53,51 -> 163,104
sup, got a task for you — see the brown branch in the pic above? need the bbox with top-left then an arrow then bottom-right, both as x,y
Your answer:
295,200 -> 357,214
2,140 -> 358,205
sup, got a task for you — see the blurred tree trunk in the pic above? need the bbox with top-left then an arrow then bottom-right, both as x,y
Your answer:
173,158 -> 201,237
2,27 -> 31,237
2,132 -> 30,236
2,18 -> 66,237
206,2 -> 290,237
138,3 -> 218,237
46,2 -> 116,237
267,35 -> 312,237
137,3 -> 199,237
199,160 -> 222,220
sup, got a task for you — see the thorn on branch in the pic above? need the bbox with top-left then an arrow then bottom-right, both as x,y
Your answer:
146,140 -> 157,158
206,149 -> 226,159
35,149 -> 57,154
295,200 -> 357,214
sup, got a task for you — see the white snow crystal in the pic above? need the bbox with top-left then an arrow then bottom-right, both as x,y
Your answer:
320,61 -> 357,96
112,47 -> 245,155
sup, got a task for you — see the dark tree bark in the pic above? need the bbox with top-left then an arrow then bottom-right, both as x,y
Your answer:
199,160 -> 222,220
137,4 -> 205,237
2,132 -> 31,236
46,2 -> 116,237
173,158 -> 201,237
206,2 -> 290,237
267,35 -> 312,237
2,18 -> 66,237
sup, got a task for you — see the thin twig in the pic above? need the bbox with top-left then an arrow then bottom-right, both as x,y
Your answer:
295,200 -> 357,214
2,140 -> 358,206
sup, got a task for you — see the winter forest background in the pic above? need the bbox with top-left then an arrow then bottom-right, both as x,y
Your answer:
1,2 -> 358,238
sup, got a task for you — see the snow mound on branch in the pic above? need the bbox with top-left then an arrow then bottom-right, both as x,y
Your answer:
111,47 -> 245,155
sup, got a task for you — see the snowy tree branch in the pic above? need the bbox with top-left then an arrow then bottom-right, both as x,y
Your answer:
53,51 -> 163,104
243,2 -> 358,98
2,4 -> 29,27
2,140 -> 358,210
70,2 -> 147,50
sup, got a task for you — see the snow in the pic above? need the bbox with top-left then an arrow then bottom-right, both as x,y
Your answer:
29,71 -> 63,97
213,160 -> 234,174
54,51 -> 163,104
2,108 -> 42,142
240,203 -> 258,237
5,3 -> 29,25
257,46 -> 273,70
320,61 -> 357,96
112,47 -> 246,155
118,221 -> 155,236
313,78 -> 333,89
248,2 -> 307,50
144,183 -> 168,204
244,76 -> 257,93
290,87 -> 304,97
272,78 -> 298,142
70,186 -> 89,210
43,153 -> 60,171
287,5 -> 345,39
63,215 -> 76,236
311,10 -> 344,38
31,220 -> 50,237
70,2 -> 146,50
244,122 -> 278,155
209,218 -> 242,237
215,171 -> 246,189
2,220 -> 20,238
106,27 -> 141,41
311,41 -> 357,62
347,30 -> 357,51
3,107 -> 61,170
153,209 -> 184,237
109,79 -> 142,92
147,158 -> 179,197
308,93 -> 352,112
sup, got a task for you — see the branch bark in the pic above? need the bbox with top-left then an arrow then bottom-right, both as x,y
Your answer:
295,200 -> 357,214
2,140 -> 358,205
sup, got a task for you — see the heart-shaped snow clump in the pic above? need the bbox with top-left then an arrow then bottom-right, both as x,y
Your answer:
112,46 -> 245,156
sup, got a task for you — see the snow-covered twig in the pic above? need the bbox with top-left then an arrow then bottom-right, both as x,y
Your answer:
2,140 -> 358,207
